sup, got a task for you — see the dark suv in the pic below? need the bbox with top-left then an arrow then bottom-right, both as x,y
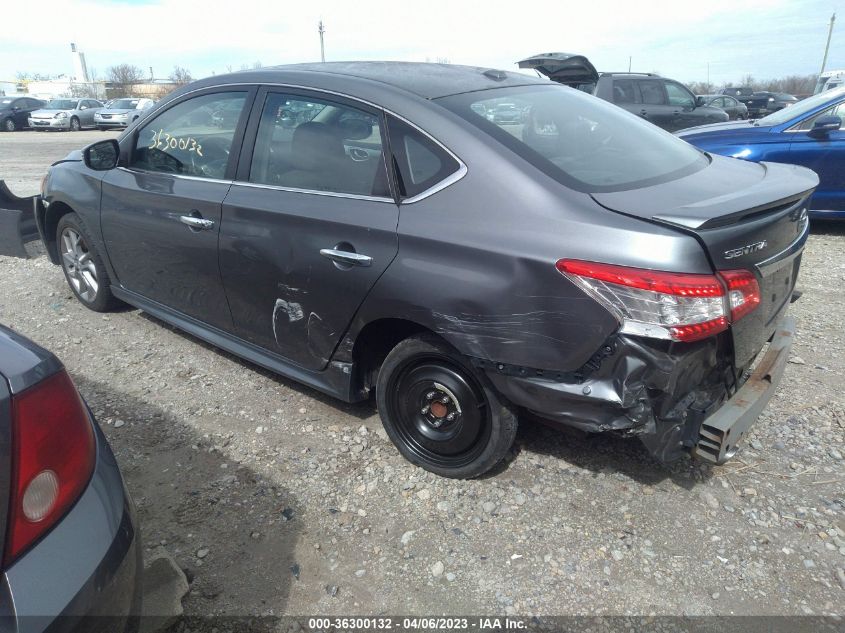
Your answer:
35,62 -> 814,478
518,53 -> 729,131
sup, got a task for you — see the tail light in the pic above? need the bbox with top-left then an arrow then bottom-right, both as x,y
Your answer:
557,260 -> 760,343
4,370 -> 95,567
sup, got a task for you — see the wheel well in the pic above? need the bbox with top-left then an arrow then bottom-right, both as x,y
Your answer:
43,201 -> 75,263
351,318 -> 433,396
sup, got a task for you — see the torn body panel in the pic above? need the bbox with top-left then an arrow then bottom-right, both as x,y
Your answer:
481,330 -> 740,462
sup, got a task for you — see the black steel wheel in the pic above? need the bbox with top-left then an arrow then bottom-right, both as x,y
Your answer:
377,334 -> 517,478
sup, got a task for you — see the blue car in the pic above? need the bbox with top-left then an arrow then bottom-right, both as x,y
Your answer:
678,87 -> 845,219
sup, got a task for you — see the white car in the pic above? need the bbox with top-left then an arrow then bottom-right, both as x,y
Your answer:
94,98 -> 155,129
28,98 -> 103,131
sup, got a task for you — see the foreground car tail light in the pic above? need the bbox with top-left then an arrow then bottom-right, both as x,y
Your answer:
556,260 -> 760,343
4,370 -> 95,567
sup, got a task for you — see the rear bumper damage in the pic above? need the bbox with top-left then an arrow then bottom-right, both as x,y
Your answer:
480,314 -> 795,464
692,316 -> 793,463
0,180 -> 39,258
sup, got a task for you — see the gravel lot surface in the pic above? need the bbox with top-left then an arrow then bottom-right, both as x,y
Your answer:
0,132 -> 843,618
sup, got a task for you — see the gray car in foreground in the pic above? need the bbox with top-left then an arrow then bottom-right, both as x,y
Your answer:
35,62 -> 816,478
0,325 -> 141,631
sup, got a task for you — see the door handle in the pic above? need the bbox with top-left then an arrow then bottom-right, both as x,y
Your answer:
639,110 -> 648,117
179,215 -> 215,230
320,248 -> 373,267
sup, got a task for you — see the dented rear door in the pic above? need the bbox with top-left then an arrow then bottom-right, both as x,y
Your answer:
219,88 -> 399,371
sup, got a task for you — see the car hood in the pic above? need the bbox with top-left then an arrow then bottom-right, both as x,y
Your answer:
98,108 -> 133,115
30,109 -> 72,116
591,153 -> 816,230
516,52 -> 599,86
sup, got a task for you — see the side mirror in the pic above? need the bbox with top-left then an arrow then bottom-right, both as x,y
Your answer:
84,139 -> 120,171
810,115 -> 842,136
695,96 -> 705,107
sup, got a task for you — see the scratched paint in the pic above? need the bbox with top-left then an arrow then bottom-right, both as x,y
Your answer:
272,299 -> 305,344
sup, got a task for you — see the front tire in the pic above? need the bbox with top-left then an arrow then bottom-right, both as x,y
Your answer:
57,213 -> 121,312
69,117 -> 80,131
376,334 -> 518,479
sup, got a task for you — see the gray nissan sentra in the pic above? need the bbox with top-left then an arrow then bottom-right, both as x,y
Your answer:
0,325 -> 141,630
34,62 -> 817,478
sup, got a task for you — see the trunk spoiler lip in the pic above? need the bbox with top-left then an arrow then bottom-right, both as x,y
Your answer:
650,189 -> 814,230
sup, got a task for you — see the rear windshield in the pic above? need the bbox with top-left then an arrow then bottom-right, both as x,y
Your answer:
112,99 -> 140,109
46,99 -> 77,109
438,85 -> 706,193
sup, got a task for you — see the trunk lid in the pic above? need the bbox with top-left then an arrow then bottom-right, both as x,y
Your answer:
517,53 -> 599,87
592,155 -> 816,368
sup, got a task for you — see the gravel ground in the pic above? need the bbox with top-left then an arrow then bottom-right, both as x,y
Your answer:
0,132 -> 843,618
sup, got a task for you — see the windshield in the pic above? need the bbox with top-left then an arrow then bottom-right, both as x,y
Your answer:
45,99 -> 77,110
112,99 -> 139,109
438,85 -> 706,193
758,87 -> 845,126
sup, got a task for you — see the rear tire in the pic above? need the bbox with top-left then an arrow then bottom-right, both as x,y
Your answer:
3,118 -> 16,132
376,333 -> 518,479
56,213 -> 122,312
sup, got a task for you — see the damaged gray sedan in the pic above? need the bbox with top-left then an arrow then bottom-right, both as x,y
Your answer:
34,62 -> 816,478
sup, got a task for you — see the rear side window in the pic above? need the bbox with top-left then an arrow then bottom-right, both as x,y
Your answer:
612,79 -> 637,103
131,92 -> 247,180
387,116 -> 460,199
639,80 -> 666,105
248,93 -> 389,197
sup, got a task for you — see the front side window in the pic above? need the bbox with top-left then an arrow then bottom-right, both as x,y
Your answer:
438,84 -> 707,193
131,92 -> 247,179
665,82 -> 695,108
792,100 -> 845,131
248,93 -> 388,197
639,80 -> 666,105
759,86 -> 845,126
387,116 -> 460,199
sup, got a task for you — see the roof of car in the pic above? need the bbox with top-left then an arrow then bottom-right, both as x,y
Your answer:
232,62 -> 549,99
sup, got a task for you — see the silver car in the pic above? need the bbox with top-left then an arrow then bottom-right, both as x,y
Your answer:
94,97 -> 155,130
28,98 -> 103,131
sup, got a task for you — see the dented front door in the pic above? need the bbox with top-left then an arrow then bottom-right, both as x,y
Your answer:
218,89 -> 398,371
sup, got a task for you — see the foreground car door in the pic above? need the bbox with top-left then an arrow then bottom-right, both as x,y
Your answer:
101,89 -> 254,331
220,89 -> 399,370
787,103 -> 845,212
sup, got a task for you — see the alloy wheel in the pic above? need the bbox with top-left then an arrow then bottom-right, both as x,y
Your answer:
61,227 -> 99,302
3,118 -> 15,132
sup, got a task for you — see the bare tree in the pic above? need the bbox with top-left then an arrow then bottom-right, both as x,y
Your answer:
169,66 -> 193,86
107,64 -> 144,97
69,83 -> 99,98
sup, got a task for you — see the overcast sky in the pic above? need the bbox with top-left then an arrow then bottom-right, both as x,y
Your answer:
2,0 -> 841,86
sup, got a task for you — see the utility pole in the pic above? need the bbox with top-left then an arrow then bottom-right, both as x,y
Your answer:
318,20 -> 326,63
820,12 -> 836,75
707,62 -> 710,90
628,56 -> 632,72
